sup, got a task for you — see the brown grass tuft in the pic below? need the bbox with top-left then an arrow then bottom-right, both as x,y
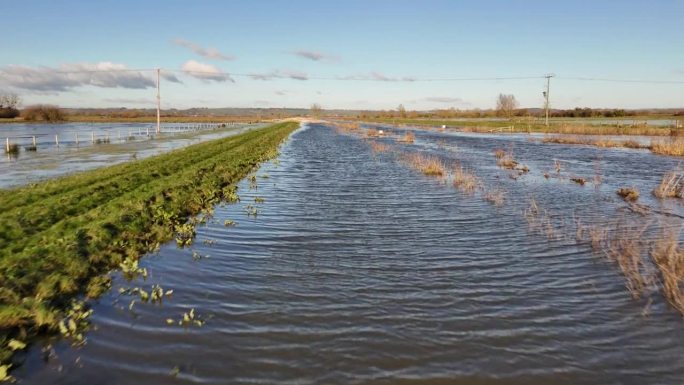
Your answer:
653,169 -> 684,198
452,167 -> 480,194
650,139 -> 684,157
368,141 -> 390,153
402,153 -> 445,177
496,153 -> 518,169
483,189 -> 506,206
617,187 -> 640,202
366,128 -> 380,138
399,131 -> 415,143
650,228 -> 684,314
570,177 -> 586,186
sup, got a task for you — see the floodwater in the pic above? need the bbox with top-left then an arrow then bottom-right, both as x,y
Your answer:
0,122 -> 264,189
11,123 -> 684,384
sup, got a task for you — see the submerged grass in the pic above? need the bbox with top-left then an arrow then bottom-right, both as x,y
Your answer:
0,122 -> 298,367
401,153 -> 445,177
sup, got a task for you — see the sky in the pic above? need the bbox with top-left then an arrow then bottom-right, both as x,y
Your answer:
1,0 -> 683,110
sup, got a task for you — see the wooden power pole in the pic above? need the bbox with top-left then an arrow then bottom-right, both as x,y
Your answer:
156,68 -> 161,134
543,74 -> 554,127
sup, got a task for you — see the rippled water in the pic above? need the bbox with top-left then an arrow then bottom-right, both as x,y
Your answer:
12,123 -> 684,384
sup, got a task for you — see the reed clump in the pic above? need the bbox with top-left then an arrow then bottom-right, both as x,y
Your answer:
483,189 -> 506,206
650,229 -> 684,314
653,169 -> 684,198
495,149 -> 518,169
452,166 -> 479,194
650,139 -> 684,157
617,187 -> 640,202
605,227 -> 651,298
366,128 -> 380,138
570,177 -> 586,186
368,141 -> 390,153
402,153 -> 445,177
399,131 -> 415,143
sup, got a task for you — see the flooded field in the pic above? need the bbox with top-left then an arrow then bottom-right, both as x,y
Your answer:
0,122 -> 264,188
10,123 -> 684,384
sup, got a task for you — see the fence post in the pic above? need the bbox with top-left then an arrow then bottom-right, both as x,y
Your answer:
5,137 -> 9,152
55,134 -> 59,147
32,136 -> 36,147
75,132 -> 79,145
91,131 -> 95,143
146,126 -> 150,136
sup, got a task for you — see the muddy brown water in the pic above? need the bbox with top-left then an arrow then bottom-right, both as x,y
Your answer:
11,123 -> 684,384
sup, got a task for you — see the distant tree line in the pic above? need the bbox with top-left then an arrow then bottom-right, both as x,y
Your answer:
356,107 -> 651,120
22,105 -> 66,121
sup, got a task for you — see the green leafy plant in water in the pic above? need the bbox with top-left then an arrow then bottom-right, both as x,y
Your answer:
58,301 -> 93,345
119,258 -> 148,281
254,197 -> 265,204
244,204 -> 258,217
166,308 -> 205,328
223,219 -> 236,227
174,223 -> 195,247
191,251 -> 210,261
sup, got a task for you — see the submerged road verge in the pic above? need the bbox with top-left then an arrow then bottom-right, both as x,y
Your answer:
0,122 -> 298,372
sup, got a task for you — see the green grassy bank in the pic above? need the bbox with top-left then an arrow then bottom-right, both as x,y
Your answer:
351,117 -> 680,136
0,122 -> 298,372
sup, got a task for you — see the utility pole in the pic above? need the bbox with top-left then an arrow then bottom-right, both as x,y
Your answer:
543,74 -> 554,127
156,68 -> 161,134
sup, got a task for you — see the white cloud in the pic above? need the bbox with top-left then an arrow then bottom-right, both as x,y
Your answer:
181,60 -> 234,82
0,62 -> 156,92
250,70 -> 308,81
338,72 -> 415,82
424,96 -> 465,103
173,39 -> 235,61
292,50 -> 339,62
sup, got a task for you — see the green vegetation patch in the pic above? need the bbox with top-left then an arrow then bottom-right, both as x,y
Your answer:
0,122 -> 298,368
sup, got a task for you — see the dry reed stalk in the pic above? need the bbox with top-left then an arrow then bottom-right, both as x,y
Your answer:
653,168 -> 684,198
617,187 -> 640,202
368,141 -> 390,153
452,166 -> 480,194
650,139 -> 684,157
483,189 -> 506,206
399,131 -> 415,143
650,228 -> 684,314
365,128 -> 380,138
402,153 -> 445,177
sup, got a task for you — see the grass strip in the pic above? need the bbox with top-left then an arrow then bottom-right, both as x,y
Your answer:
0,121 -> 298,367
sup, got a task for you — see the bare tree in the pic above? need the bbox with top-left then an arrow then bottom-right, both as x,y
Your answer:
0,93 -> 20,109
397,104 -> 407,118
0,93 -> 21,118
310,103 -> 322,118
496,94 -> 518,119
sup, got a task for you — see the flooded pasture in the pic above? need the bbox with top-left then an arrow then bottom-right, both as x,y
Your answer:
0,122 -> 264,188
10,123 -> 684,384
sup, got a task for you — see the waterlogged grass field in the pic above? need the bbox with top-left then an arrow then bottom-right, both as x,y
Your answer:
0,122 -> 298,374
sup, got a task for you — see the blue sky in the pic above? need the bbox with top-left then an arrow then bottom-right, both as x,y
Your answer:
1,0 -> 682,110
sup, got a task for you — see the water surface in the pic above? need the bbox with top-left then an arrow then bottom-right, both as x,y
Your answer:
12,123 -> 684,384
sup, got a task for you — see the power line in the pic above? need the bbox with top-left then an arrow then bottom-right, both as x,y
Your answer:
558,76 -> 684,85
